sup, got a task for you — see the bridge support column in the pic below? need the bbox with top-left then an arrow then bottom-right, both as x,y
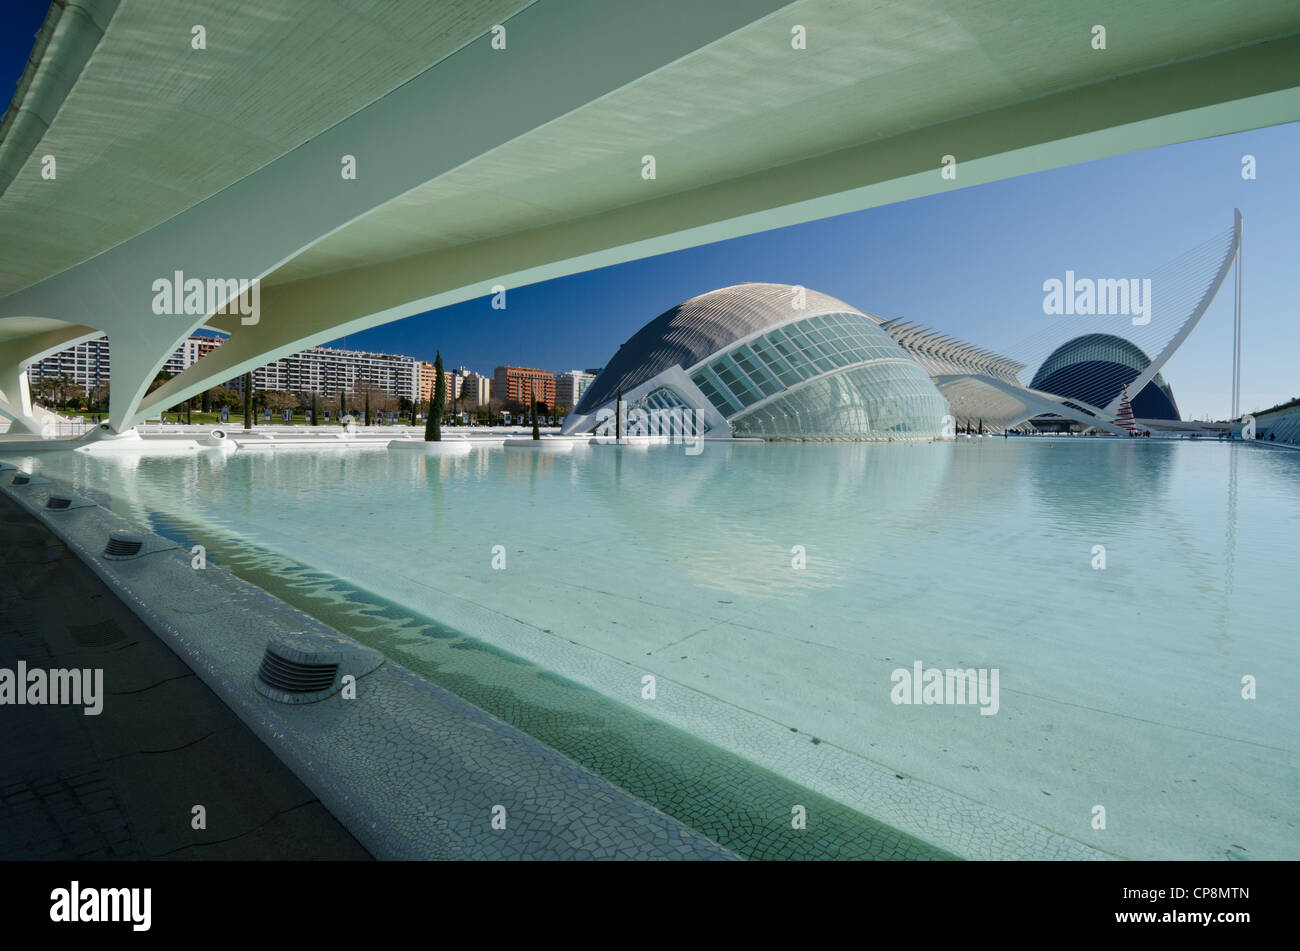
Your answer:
0,360 -> 46,434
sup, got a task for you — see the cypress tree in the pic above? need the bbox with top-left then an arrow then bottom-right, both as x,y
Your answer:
243,372 -> 253,430
311,392 -> 319,426
531,379 -> 540,440
426,350 -> 445,441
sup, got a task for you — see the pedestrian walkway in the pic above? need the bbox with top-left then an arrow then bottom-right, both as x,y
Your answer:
0,493 -> 372,860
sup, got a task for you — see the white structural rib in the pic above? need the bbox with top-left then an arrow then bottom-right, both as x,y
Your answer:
1100,209 -> 1242,417
880,318 -> 1025,384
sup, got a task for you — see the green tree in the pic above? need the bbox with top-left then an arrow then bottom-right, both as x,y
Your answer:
207,386 -> 240,409
90,382 -> 110,412
425,351 -> 445,441
146,370 -> 173,395
531,380 -> 540,440
243,372 -> 253,430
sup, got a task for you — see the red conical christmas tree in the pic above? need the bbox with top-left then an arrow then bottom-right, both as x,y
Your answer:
1114,384 -> 1138,435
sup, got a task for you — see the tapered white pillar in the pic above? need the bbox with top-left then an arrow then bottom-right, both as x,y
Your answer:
0,360 -> 43,433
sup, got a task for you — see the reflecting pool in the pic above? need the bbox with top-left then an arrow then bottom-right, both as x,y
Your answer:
21,437 -> 1300,860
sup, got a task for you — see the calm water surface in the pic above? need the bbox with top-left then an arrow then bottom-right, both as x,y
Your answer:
22,437 -> 1300,859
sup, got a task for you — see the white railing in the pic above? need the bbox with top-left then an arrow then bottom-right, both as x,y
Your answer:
39,418 -> 97,438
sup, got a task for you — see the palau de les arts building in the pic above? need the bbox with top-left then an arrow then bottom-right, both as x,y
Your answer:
561,282 -> 1187,442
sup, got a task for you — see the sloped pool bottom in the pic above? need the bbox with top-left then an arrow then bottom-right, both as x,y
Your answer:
148,509 -> 953,861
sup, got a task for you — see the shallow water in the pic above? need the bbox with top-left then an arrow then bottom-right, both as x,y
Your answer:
21,437 -> 1300,859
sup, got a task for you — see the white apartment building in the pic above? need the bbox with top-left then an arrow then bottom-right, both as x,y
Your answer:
251,345 -> 420,402
30,335 -> 422,406
554,369 -> 595,409
28,334 -> 224,394
459,371 -> 492,409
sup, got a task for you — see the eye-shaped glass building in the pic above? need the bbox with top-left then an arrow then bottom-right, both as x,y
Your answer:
561,283 -> 949,441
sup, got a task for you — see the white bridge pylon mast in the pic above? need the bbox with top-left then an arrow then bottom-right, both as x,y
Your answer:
1233,213 -> 1244,421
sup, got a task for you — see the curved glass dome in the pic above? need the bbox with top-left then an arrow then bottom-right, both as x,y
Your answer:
571,283 -> 949,441
1030,333 -> 1179,420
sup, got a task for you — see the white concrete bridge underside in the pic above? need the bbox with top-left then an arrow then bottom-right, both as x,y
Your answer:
0,0 -> 1298,433
0,319 -> 102,432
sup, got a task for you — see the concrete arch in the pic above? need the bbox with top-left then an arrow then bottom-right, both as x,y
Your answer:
0,320 -> 101,432
1,4 -> 1296,434
0,0 -> 796,431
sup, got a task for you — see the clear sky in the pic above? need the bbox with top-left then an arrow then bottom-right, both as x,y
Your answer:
328,120 -> 1298,422
3,1 -> 1295,419
0,0 -> 48,120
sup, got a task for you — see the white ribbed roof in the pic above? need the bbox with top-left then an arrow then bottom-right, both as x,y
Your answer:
880,317 -> 1025,382
575,283 -> 877,414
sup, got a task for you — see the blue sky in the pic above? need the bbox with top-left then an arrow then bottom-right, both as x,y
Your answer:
4,1 -> 1295,419
0,1 -> 47,117
329,120 -> 1298,421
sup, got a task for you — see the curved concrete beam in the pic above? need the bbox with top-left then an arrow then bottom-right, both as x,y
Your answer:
0,322 -> 101,432
0,0 -> 121,197
934,373 -> 1128,436
8,18 -> 1300,432
0,0 -> 796,431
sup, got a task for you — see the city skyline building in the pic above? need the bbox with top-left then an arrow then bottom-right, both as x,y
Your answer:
419,362 -> 468,406
459,371 -> 492,410
494,365 -> 556,409
554,370 -> 595,410
247,345 -> 419,402
28,334 -> 226,395
27,331 -> 563,415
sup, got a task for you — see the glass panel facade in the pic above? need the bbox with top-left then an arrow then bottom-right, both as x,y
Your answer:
691,369 -> 741,416
728,360 -> 947,441
689,311 -> 929,422
628,386 -> 713,435
711,356 -> 763,408
729,345 -> 782,397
